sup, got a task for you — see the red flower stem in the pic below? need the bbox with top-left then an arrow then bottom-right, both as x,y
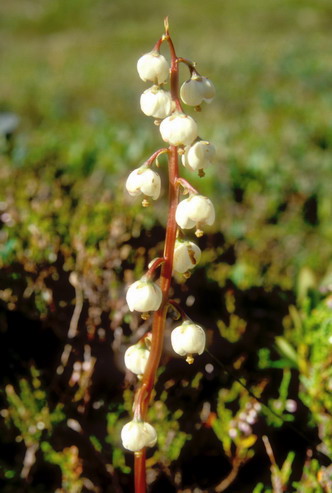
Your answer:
176,57 -> 197,73
153,37 -> 164,52
134,27 -> 180,493
134,145 -> 179,492
167,35 -> 183,113
134,450 -> 146,493
145,257 -> 165,280
168,299 -> 189,320
134,144 -> 179,407
145,148 -> 169,167
177,177 -> 199,195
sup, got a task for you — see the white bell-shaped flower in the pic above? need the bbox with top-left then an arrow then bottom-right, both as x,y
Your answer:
171,321 -> 206,357
140,86 -> 172,119
126,279 -> 162,313
124,344 -> 150,375
175,195 -> 215,230
180,75 -> 215,106
182,140 -> 216,172
159,112 -> 198,146
173,240 -> 201,274
121,420 -> 157,452
126,167 -> 161,200
137,51 -> 169,85
201,77 -> 215,101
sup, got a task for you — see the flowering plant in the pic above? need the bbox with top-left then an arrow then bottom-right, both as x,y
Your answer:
122,18 -> 216,492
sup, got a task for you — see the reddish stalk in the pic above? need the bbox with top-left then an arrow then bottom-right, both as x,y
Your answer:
177,177 -> 199,195
134,145 -> 179,493
133,26 -> 180,493
134,449 -> 147,493
145,148 -> 169,167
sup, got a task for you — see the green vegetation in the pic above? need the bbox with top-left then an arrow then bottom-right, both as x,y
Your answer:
0,0 -> 331,491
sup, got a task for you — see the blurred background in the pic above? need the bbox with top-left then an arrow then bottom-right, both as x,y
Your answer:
0,0 -> 331,492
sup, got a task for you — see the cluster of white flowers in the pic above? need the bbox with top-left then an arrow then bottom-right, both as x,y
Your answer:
228,402 -> 262,439
121,37 -> 216,454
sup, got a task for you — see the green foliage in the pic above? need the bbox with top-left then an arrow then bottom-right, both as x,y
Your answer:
217,290 -> 247,343
105,385 -> 190,475
255,448 -> 295,493
294,298 -> 332,457
264,293 -> 332,456
41,442 -> 85,493
148,395 -> 190,465
3,367 -> 64,448
106,410 -> 131,474
274,450 -> 296,488
259,369 -> 296,427
292,458 -> 332,493
212,381 -> 260,460
255,290 -> 332,490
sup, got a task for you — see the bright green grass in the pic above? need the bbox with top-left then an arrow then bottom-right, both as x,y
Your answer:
1,0 -> 332,287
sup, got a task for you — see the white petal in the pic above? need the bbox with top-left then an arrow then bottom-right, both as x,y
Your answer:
126,169 -> 145,197
182,141 -> 216,172
139,169 -> 161,200
126,280 -> 162,312
180,76 -> 215,106
173,240 -> 201,273
140,87 -> 172,119
180,78 -> 205,106
175,200 -> 196,229
124,345 -> 150,375
121,420 -> 157,452
160,113 -> 197,146
186,195 -> 215,225
175,196 -> 215,230
137,52 -> 169,85
201,77 -> 216,103
126,168 -> 161,200
171,322 -> 206,356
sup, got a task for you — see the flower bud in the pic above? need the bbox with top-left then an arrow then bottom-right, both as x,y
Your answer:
173,240 -> 201,274
171,321 -> 206,357
160,112 -> 198,146
126,279 -> 162,313
140,86 -> 172,119
285,399 -> 297,413
124,344 -> 150,375
238,421 -> 251,435
182,140 -> 216,172
121,420 -> 157,452
137,51 -> 169,85
175,195 -> 215,230
247,411 -> 257,425
180,75 -> 215,106
126,167 -> 161,200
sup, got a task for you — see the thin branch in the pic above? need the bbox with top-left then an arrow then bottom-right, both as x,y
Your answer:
215,460 -> 241,492
57,277 -> 84,375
